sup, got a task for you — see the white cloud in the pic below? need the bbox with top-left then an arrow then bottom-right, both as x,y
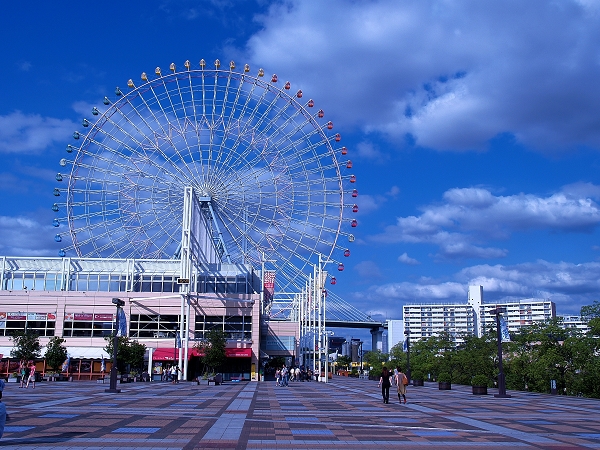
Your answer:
398,252 -> 420,265
356,141 -> 386,161
370,184 -> 600,259
0,111 -> 76,154
354,260 -> 383,279
0,216 -> 56,256
17,61 -> 32,71
387,186 -> 400,198
357,260 -> 600,316
241,0 -> 600,153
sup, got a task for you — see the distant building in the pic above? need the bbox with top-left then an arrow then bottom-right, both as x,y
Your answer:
386,319 -> 404,352
328,336 -> 346,354
560,315 -> 590,333
402,286 -> 556,343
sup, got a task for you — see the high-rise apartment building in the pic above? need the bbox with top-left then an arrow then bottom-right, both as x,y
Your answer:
402,286 -> 556,343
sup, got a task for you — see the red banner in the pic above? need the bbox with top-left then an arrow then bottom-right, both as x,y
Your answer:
263,270 -> 276,303
151,347 -> 252,361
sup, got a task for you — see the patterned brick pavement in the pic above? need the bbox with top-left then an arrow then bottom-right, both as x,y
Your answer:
1,376 -> 599,449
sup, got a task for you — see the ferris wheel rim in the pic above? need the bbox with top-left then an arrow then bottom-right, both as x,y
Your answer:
53,60 -> 357,290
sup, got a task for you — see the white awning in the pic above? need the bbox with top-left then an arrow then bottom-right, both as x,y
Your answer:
65,347 -> 110,359
0,346 -> 109,360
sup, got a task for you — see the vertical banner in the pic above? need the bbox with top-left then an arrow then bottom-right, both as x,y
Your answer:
500,317 -> 511,342
117,308 -> 127,337
263,270 -> 276,303
176,330 -> 182,349
61,356 -> 70,373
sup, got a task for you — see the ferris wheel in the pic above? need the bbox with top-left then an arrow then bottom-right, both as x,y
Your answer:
52,59 -> 358,292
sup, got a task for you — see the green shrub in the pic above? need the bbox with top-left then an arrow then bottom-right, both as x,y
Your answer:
472,374 -> 488,386
437,372 -> 451,383
411,370 -> 424,380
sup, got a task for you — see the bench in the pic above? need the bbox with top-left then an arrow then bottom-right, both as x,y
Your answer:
207,374 -> 223,385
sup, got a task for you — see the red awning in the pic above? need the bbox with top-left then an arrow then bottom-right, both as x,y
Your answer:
151,347 -> 251,361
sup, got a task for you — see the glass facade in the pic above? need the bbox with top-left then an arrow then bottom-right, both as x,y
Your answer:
0,312 -> 56,337
129,314 -> 180,338
195,315 -> 252,340
62,313 -> 115,338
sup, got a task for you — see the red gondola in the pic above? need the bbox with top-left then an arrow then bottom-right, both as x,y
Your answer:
346,160 -> 352,169
350,175 -> 356,183
338,263 -> 344,271
271,74 -> 278,82
297,90 -> 303,98
335,133 -> 341,142
308,99 -> 314,107
341,146 -> 348,155
318,109 -> 324,118
284,81 -> 291,90
352,189 -> 358,197
327,121 -> 333,130
351,219 -> 357,227
330,277 -> 337,285
344,249 -> 350,257
352,204 -> 358,213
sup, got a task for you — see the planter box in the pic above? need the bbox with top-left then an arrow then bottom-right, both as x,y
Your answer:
472,385 -> 488,395
412,379 -> 424,386
438,381 -> 451,390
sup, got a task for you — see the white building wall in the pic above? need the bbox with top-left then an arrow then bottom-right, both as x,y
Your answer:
386,319 -> 404,352
403,286 -> 556,343
560,315 -> 590,333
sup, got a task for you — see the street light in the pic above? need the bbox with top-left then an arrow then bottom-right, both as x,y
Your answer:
493,307 -> 511,398
174,327 -> 180,382
106,297 -> 124,393
404,328 -> 411,381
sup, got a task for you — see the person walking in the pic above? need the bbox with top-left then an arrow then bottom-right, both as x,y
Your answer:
18,360 -> 26,389
378,366 -> 392,404
171,365 -> 179,384
25,362 -> 36,389
395,366 -> 408,404
281,365 -> 289,387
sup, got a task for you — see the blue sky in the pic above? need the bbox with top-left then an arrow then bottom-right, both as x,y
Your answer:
2,0 -> 600,332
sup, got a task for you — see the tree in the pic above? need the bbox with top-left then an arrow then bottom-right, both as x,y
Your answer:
10,330 -> 41,361
104,336 -> 147,373
44,336 -> 68,372
453,332 -> 496,385
196,329 -> 226,375
128,339 -> 146,371
388,342 -> 407,371
363,350 -> 387,378
581,300 -> 600,336
336,355 -> 352,370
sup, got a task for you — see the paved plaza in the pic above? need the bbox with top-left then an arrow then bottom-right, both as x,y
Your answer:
1,376 -> 600,449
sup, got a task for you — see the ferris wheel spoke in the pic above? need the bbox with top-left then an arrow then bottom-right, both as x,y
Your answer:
117,83 -> 200,183
161,73 -> 205,184
217,81 -> 281,174
210,73 -> 254,177
58,63 -> 353,293
81,126 -> 192,187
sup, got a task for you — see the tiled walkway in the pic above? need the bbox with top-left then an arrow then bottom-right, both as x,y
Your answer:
1,377 -> 600,449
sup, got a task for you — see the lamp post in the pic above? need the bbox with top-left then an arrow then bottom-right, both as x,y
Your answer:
493,307 -> 511,398
174,327 -> 180,382
359,341 -> 363,374
404,328 -> 411,381
106,297 -> 124,393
